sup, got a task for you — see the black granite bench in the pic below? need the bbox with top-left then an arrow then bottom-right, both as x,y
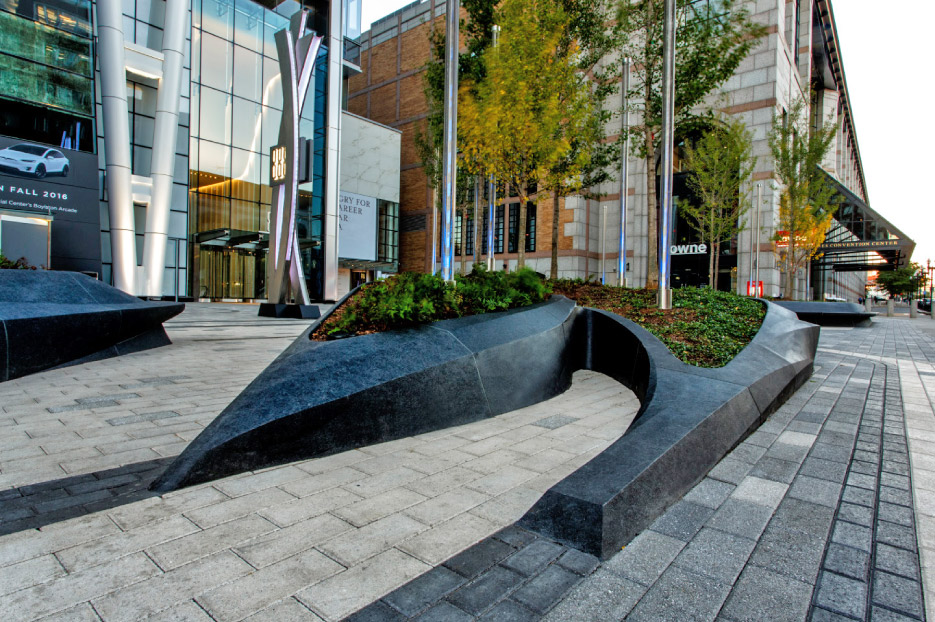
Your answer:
0,271 -> 184,382
773,301 -> 874,326
153,294 -> 817,559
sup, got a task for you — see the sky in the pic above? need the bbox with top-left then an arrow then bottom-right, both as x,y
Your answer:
361,0 -> 934,266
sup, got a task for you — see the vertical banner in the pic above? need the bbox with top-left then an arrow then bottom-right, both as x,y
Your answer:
338,190 -> 377,261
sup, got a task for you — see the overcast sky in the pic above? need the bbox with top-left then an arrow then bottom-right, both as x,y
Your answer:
361,0 -> 933,266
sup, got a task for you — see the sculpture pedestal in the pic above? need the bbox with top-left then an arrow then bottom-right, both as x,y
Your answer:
258,303 -> 320,319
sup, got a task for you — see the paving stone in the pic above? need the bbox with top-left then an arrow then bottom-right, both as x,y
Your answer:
511,565 -> 580,614
603,529 -> 684,587
814,571 -> 868,619
555,548 -> 599,577
875,519 -> 917,551
412,601 -> 474,621
345,601 -> 406,622
799,457 -> 849,483
868,605 -> 920,622
147,513 -> 277,570
707,498 -> 774,540
382,566 -> 466,617
445,566 -> 525,616
501,539 -> 564,577
672,527 -> 756,584
541,568 -> 646,621
748,524 -> 825,585
91,550 -> 254,622
874,542 -> 920,581
649,500 -> 715,542
300,549 -> 431,621
841,485 -> 876,508
443,537 -> 516,579
234,513 -> 353,568
749,457 -> 801,484
0,554 -> 66,597
836,501 -> 874,528
397,512 -> 499,566
809,443 -> 853,464
823,543 -> 870,581
682,477 -> 736,509
477,599 -> 539,622
241,597 -> 324,621
731,476 -> 788,508
769,497 -> 836,540
877,501 -> 913,527
708,458 -> 753,485
721,566 -> 812,622
871,571 -> 924,619
627,564 -> 731,622
532,415 -> 578,430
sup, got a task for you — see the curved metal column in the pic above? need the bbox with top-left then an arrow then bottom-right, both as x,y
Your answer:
97,0 -> 136,294
142,0 -> 187,297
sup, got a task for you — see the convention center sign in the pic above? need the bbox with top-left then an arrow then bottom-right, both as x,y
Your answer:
0,134 -> 101,274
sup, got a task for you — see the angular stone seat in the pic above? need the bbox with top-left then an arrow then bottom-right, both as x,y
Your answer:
0,271 -> 183,381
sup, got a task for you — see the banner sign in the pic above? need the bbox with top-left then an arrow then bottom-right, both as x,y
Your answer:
338,190 -> 377,261
0,135 -> 101,273
818,239 -> 902,252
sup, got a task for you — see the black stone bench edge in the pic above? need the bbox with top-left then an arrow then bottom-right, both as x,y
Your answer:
518,300 -> 819,559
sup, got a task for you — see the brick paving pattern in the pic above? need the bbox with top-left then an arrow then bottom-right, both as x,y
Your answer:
2,305 -> 935,621
0,303 -> 639,621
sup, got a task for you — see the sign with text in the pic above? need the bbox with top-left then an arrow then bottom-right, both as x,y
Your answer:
338,190 -> 377,261
270,145 -> 287,185
0,134 -> 100,274
670,243 -> 708,256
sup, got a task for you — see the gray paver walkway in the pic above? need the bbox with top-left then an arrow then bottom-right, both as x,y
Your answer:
0,303 -> 638,621
3,306 -> 935,621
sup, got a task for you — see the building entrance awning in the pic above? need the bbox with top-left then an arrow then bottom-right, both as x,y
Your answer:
814,169 -> 914,272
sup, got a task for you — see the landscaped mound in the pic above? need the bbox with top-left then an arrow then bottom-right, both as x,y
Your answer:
314,266 -> 551,339
315,268 -> 765,368
552,281 -> 765,367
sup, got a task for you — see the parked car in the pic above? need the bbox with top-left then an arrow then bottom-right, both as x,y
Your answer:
918,299 -> 931,313
0,143 -> 70,178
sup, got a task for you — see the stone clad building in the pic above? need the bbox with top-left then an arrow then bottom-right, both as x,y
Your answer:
347,0 -> 912,300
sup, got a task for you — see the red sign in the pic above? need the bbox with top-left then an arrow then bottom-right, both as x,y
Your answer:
747,281 -> 764,297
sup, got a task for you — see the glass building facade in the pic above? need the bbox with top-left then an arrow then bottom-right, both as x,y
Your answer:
0,0 -> 95,151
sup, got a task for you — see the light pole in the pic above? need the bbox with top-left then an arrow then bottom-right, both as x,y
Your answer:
440,0 -> 459,281
601,205 -> 607,284
658,0 -> 676,309
487,24 -> 500,272
618,57 -> 630,287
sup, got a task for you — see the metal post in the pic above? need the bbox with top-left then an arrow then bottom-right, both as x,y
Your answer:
748,183 -> 757,295
618,57 -> 630,287
601,205 -> 607,285
755,182 -> 761,294
929,261 -> 934,319
473,176 -> 480,266
432,178 -> 439,275
487,25 -> 500,273
440,0 -> 459,281
658,0 -> 676,309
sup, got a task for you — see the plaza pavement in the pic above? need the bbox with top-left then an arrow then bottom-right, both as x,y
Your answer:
0,304 -> 932,621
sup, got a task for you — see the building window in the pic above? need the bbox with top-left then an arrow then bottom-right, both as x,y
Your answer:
508,203 -> 536,253
481,205 -> 505,255
378,199 -> 398,266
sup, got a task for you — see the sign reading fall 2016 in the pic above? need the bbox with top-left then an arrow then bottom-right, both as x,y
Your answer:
338,190 -> 377,261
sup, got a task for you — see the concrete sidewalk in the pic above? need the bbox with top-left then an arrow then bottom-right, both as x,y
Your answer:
1,307 -> 933,621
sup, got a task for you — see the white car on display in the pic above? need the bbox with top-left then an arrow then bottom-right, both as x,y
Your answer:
0,143 -> 70,179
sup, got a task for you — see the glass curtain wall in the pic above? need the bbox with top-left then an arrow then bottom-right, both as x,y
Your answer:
189,0 -> 327,300
0,0 -> 95,150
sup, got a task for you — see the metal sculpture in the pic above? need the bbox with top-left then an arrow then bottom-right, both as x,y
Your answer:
267,11 -> 323,305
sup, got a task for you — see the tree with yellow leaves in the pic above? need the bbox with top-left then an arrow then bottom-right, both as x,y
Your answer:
768,98 -> 838,299
458,0 -> 593,269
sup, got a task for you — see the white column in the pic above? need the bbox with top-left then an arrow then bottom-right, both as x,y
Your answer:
324,0 -> 344,301
97,0 -> 136,294
142,0 -> 187,297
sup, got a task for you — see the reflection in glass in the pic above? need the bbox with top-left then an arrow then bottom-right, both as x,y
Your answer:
231,147 -> 261,202
200,32 -> 233,93
232,96 -> 262,152
199,86 -> 232,145
200,0 -> 234,40
198,139 -> 231,194
262,56 -> 282,110
233,45 -> 262,101
234,0 -> 264,53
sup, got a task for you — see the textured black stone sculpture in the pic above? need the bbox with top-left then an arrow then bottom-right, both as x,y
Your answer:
773,301 -> 874,326
153,296 -> 817,560
0,271 -> 183,382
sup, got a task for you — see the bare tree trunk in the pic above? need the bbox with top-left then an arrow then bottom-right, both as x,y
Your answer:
644,0 -> 658,289
714,241 -> 721,292
645,143 -> 658,288
550,191 -> 560,279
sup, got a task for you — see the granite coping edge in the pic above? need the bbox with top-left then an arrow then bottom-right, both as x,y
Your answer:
518,300 -> 819,559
